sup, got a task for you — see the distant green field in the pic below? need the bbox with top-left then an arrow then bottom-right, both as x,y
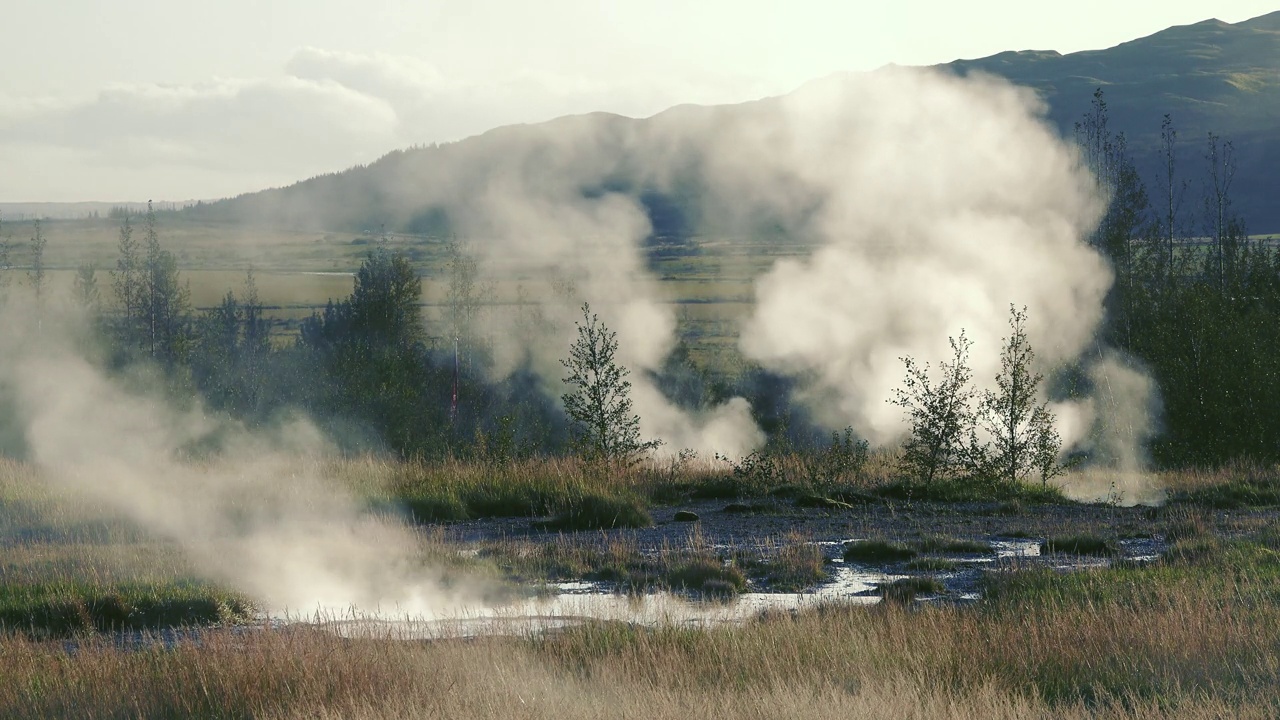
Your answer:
6,214 -> 1272,369
0,215 -> 797,368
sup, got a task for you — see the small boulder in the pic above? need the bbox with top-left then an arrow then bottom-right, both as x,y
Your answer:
673,510 -> 700,522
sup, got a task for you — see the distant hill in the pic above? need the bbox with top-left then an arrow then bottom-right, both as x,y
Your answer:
189,12 -> 1280,235
944,12 -> 1280,232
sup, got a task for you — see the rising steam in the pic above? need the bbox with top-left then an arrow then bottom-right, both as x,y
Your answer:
4,307 -> 476,616
447,67 -> 1126,461
718,68 -> 1112,443
0,66 -> 1163,617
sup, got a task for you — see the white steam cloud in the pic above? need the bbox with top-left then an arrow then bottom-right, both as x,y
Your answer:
0,65 -> 1163,617
718,68 -> 1113,443
450,67 -> 1117,455
1055,350 -> 1165,505
4,312 -> 474,616
447,116 -> 766,458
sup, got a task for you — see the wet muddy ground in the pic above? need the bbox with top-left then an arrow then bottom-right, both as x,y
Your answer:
445,497 -> 1186,552
69,499 -> 1279,643
322,497 -> 1259,638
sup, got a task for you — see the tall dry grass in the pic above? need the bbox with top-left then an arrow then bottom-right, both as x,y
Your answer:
3,579 -> 1277,719
4,527 -> 1280,718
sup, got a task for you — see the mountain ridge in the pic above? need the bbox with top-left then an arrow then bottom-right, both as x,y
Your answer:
191,12 -> 1280,233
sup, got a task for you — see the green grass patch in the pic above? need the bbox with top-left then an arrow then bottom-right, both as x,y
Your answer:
916,537 -> 992,554
875,478 -> 1067,504
842,540 -> 917,563
880,577 -> 944,602
401,493 -> 470,522
1172,473 -> 1280,509
666,559 -> 747,598
985,536 -> 1280,609
903,558 -> 960,572
536,494 -> 653,531
0,581 -> 254,638
1039,535 -> 1118,557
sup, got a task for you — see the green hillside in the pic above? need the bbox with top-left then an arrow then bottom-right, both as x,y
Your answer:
945,12 -> 1280,231
187,12 -> 1280,234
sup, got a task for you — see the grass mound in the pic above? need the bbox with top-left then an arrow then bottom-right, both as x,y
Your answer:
792,493 -> 853,510
537,494 -> 653,531
686,475 -> 754,500
843,540 -> 916,563
0,582 -> 253,638
1039,535 -> 1118,557
666,559 -> 746,598
880,577 -> 944,603
758,544 -> 826,592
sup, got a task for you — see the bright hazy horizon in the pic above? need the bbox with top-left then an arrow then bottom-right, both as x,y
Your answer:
2,1 -> 1275,203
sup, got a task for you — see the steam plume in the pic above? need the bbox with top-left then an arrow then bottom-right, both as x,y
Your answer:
438,68 -> 1127,459
5,309 -> 472,616
449,117 -> 765,457
713,68 -> 1113,443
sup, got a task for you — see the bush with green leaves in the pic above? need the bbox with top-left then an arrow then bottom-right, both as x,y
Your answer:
560,303 -> 661,464
890,331 -> 978,485
968,306 -> 1065,487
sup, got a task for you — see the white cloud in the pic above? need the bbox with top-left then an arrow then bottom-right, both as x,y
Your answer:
0,48 -> 763,202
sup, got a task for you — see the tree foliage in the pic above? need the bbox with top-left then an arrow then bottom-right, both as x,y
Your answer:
890,331 -> 977,485
28,219 -> 47,318
73,263 -> 100,312
560,303 -> 660,463
192,271 -> 271,415
970,306 -> 1063,487
110,203 -> 191,365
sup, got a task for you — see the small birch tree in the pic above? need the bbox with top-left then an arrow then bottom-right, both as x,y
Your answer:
969,306 -> 1064,486
890,330 -> 977,485
561,302 -> 661,464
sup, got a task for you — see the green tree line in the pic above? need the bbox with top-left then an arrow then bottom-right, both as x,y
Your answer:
1077,89 -> 1280,466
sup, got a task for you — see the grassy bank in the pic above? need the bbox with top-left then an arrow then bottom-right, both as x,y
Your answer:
333,452 -> 1086,527
3,455 -> 1280,715
0,461 -> 256,637
3,529 -> 1279,718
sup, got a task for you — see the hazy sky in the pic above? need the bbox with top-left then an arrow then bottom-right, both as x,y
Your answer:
2,1 -> 1274,202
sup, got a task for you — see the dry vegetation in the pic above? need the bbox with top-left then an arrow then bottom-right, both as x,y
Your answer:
5,552 -> 1280,719
5,456 -> 1280,717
